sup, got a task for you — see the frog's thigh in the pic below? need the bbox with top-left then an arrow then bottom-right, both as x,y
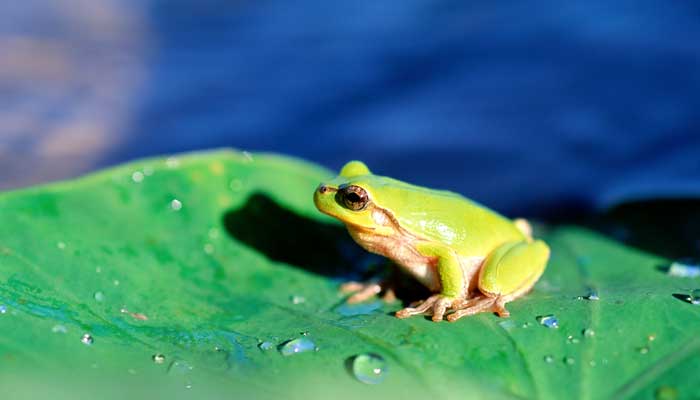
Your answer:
478,240 -> 550,301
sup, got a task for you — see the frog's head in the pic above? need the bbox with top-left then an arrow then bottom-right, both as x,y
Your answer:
314,161 -> 396,236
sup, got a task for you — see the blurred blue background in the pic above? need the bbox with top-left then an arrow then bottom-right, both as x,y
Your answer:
1,1 -> 699,218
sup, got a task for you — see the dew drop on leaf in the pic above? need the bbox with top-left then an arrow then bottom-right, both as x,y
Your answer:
257,341 -> 273,351
688,289 -> 700,305
81,334 -> 94,345
170,199 -> 183,211
131,171 -> 144,183
350,353 -> 387,384
667,259 -> 700,278
278,337 -> 316,356
536,314 -> 559,328
152,354 -> 166,364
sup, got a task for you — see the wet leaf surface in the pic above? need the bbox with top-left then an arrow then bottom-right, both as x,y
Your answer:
0,150 -> 698,400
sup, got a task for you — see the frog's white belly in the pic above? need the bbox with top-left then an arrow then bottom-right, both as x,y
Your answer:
346,225 -> 485,295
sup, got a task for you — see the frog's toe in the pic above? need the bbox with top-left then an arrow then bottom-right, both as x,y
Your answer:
395,294 -> 441,319
340,281 -> 365,293
446,296 -> 509,322
346,283 -> 382,303
430,297 -> 455,322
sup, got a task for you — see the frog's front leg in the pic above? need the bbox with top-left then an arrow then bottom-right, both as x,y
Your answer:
340,280 -> 396,303
395,243 -> 466,322
446,239 -> 550,322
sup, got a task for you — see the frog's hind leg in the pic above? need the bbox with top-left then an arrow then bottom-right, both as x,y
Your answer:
446,240 -> 549,322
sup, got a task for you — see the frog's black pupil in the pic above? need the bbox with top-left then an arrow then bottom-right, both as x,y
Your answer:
347,193 -> 361,203
338,185 -> 368,211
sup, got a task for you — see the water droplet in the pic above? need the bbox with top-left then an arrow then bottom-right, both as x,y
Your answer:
536,314 -> 559,328
229,179 -> 243,192
57,242 -> 66,250
589,360 -> 597,367
143,166 -> 154,176
113,280 -> 120,286
647,334 -> 656,342
667,258 -> 700,278
203,243 -> 215,254
131,171 -> 144,183
586,292 -> 600,300
93,291 -> 105,302
81,334 -> 94,345
349,353 -> 387,384
165,157 -> 180,168
637,346 -> 650,354
583,328 -> 595,338
278,337 -> 317,356
655,385 -> 679,400
290,295 -> 306,304
52,324 -> 67,333
185,383 -> 192,390
95,266 -> 102,273
170,199 -> 183,211
208,228 -> 220,239
577,290 -> 600,301
687,289 -> 700,305
543,355 -> 554,363
563,356 -> 575,365
522,322 -> 533,328
567,335 -> 580,344
0,305 -> 6,314
152,354 -> 166,364
258,341 -> 274,351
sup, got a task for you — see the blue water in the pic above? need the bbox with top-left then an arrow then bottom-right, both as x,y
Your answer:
1,1 -> 699,217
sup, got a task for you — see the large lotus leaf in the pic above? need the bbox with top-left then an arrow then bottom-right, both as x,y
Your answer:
0,150 -> 698,400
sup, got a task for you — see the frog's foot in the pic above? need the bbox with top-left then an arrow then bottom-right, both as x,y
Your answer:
446,295 -> 509,322
395,295 -> 458,322
341,281 -> 396,304
513,218 -> 533,240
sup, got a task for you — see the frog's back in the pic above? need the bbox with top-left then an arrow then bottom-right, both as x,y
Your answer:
365,176 -> 525,256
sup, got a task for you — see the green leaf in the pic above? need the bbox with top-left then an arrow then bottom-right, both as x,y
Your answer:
0,150 -> 698,400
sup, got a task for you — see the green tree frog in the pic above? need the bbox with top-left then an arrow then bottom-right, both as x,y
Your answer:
313,161 -> 550,322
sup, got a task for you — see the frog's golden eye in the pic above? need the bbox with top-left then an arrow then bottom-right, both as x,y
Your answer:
337,185 -> 369,211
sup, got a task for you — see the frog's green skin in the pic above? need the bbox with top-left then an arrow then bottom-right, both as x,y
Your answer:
313,161 -> 550,322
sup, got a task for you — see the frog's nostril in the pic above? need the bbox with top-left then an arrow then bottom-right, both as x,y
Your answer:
318,185 -> 329,194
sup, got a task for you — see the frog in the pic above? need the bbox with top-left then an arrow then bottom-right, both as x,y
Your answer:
313,161 -> 550,322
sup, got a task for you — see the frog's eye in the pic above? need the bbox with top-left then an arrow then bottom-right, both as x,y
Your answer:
338,185 -> 369,211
